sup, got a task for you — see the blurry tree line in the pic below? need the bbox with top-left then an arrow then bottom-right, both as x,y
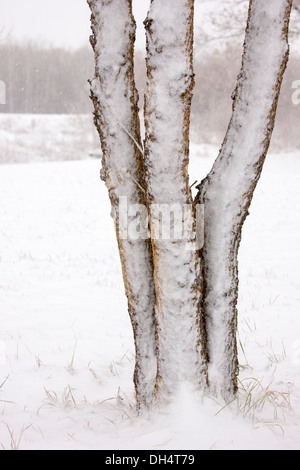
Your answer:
0,40 -> 299,149
194,47 -> 300,150
136,46 -> 300,150
0,42 -> 93,114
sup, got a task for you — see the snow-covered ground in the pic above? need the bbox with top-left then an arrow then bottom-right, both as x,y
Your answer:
0,114 -> 99,164
0,138 -> 300,450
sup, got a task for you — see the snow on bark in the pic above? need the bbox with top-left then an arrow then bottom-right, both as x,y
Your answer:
196,0 -> 293,401
87,0 -> 157,408
144,0 -> 207,401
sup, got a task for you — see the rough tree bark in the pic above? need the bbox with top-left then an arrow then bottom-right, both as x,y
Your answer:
88,0 -> 293,408
143,0 -> 207,401
87,0 -> 157,408
195,0 -> 293,401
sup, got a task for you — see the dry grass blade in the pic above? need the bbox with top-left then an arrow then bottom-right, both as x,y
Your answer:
66,337 -> 78,374
0,375 -> 10,390
6,424 -> 32,450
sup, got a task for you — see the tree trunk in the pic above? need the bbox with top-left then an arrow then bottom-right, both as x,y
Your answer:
87,0 -> 157,409
88,0 -> 293,409
196,0 -> 293,401
144,0 -> 207,401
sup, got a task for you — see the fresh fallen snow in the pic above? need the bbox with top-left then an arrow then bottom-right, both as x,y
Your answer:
0,114 -> 99,164
0,146 -> 300,450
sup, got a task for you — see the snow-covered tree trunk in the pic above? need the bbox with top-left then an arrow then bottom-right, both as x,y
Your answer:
196,0 -> 293,401
144,0 -> 207,400
87,0 -> 157,409
88,0 -> 293,409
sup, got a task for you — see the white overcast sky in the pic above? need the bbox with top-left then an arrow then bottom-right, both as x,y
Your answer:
0,0 -> 150,50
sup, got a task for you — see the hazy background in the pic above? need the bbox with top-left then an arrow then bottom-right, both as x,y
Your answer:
0,0 -> 148,50
0,0 -> 299,164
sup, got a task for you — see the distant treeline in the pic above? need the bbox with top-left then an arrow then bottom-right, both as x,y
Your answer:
192,46 -> 300,150
0,41 -> 299,149
0,43 -> 94,114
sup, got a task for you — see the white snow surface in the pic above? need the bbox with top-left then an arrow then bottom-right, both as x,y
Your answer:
0,141 -> 300,449
0,114 -> 99,164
